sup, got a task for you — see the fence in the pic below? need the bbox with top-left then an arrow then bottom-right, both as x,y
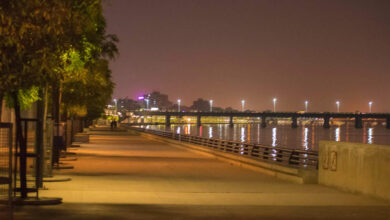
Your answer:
132,127 -> 318,169
0,123 -> 13,219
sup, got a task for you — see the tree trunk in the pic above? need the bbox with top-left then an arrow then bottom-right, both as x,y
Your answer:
35,87 -> 45,188
52,80 -> 62,165
12,92 -> 27,198
43,83 -> 48,140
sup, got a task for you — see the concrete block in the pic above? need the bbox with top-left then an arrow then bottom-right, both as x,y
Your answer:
319,141 -> 390,201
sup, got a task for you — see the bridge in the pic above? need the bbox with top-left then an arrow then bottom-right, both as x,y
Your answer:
129,111 -> 390,129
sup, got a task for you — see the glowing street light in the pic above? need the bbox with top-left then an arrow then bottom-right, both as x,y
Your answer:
177,99 -> 181,112
210,100 -> 213,112
241,100 -> 245,112
273,98 -> 277,112
113,98 -> 117,114
336,101 -> 340,113
369,101 -> 373,113
305,100 -> 308,112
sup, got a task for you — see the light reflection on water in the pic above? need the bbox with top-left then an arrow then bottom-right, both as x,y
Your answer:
161,121 -> 390,150
272,127 -> 277,147
335,127 -> 340,142
209,127 -> 213,138
302,127 -> 309,150
368,128 -> 373,144
240,127 -> 245,143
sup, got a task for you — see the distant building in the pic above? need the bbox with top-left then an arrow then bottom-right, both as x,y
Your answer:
191,98 -> 210,112
141,91 -> 173,111
117,98 -> 141,112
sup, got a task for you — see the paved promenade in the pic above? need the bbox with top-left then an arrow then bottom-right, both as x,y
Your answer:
14,130 -> 390,219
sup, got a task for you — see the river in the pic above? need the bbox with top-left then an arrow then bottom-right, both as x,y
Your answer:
143,120 -> 390,150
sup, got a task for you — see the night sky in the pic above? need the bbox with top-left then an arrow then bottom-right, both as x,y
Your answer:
103,0 -> 390,112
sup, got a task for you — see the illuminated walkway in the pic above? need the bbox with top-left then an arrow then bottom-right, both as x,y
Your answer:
14,130 -> 390,219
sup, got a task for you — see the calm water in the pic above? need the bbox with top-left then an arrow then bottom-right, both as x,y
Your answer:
144,121 -> 390,150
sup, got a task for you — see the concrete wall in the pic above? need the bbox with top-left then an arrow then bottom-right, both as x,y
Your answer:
319,141 -> 390,200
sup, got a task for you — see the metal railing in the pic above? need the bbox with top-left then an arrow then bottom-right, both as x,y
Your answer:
131,127 -> 318,169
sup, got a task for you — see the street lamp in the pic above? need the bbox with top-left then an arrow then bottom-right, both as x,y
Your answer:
273,98 -> 277,112
113,98 -> 117,114
336,101 -> 340,113
305,100 -> 308,112
241,100 -> 245,112
369,101 -> 373,113
210,100 -> 213,112
177,99 -> 181,112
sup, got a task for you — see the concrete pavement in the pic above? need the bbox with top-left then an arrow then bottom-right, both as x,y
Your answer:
13,130 -> 390,219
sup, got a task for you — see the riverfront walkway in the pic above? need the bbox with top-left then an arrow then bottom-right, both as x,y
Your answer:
13,130 -> 390,219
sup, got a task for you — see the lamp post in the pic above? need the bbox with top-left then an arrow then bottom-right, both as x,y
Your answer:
113,98 -> 117,114
336,101 -> 340,113
305,100 -> 308,112
210,100 -> 213,112
177,99 -> 181,112
273,98 -> 277,112
241,100 -> 245,112
369,101 -> 373,113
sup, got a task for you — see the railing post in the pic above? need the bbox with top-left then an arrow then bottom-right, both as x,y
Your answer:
289,150 -> 299,165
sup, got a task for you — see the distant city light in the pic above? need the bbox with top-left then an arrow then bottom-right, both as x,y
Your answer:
241,100 -> 245,112
210,99 -> 213,112
336,101 -> 340,113
150,107 -> 159,111
177,99 -> 181,112
138,96 -> 144,100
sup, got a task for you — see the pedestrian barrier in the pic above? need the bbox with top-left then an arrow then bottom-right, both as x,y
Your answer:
131,127 -> 318,169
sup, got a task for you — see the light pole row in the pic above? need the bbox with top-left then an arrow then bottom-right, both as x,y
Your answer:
173,98 -> 374,113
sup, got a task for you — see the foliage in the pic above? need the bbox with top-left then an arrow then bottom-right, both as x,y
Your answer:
0,0 -> 117,120
4,87 -> 40,110
62,59 -> 115,119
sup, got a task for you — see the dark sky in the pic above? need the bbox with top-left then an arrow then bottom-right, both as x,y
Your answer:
103,0 -> 390,112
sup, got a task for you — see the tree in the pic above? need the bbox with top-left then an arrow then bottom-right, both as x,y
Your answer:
0,0 -> 77,198
0,0 -> 117,198
62,58 -> 115,121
